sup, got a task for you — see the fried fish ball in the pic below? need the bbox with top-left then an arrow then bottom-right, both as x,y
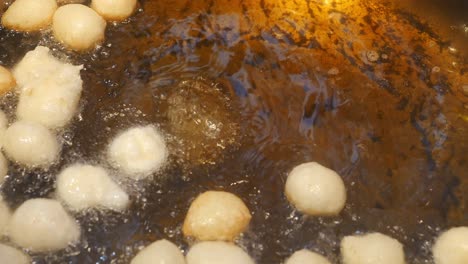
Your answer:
1,0 -> 57,32
433,227 -> 468,264
285,162 -> 346,216
91,0 -> 137,21
183,191 -> 251,242
130,239 -> 185,264
13,46 -> 83,128
107,126 -> 167,179
52,4 -> 106,51
9,198 -> 80,252
0,66 -> 15,96
186,241 -> 255,264
0,196 -> 11,237
285,249 -> 331,264
57,164 -> 129,211
0,244 -> 30,264
3,120 -> 60,168
341,232 -> 406,264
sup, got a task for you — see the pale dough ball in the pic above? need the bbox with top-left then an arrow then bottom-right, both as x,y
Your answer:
0,66 -> 15,96
52,4 -> 106,51
107,126 -> 167,179
433,227 -> 468,264
183,191 -> 251,241
186,241 -> 255,264
13,46 -> 83,128
57,164 -> 129,211
3,120 -> 60,168
9,198 -> 80,252
0,244 -> 30,264
286,249 -> 331,264
1,0 -> 57,32
0,196 -> 11,237
91,0 -> 137,21
341,232 -> 405,264
131,239 -> 185,264
285,162 -> 346,216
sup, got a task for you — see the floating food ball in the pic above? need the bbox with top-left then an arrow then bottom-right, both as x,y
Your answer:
0,66 -> 15,96
57,164 -> 129,211
433,227 -> 468,264
52,4 -> 106,51
0,196 -> 11,237
3,120 -> 60,168
13,46 -> 83,129
0,244 -> 30,264
107,125 -> 167,179
186,241 -> 255,264
285,162 -> 346,216
9,198 -> 80,252
285,249 -> 331,264
91,0 -> 137,21
1,0 -> 57,32
183,191 -> 251,241
130,239 -> 185,264
341,232 -> 405,264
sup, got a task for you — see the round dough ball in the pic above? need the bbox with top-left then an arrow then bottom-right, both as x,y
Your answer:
0,66 -> 15,96
1,0 -> 57,32
131,239 -> 185,264
186,241 -> 255,264
341,232 -> 405,264
13,46 -> 83,129
285,162 -> 346,216
91,0 -> 137,21
286,249 -> 331,264
183,191 -> 251,241
3,120 -> 60,168
57,164 -> 129,211
433,227 -> 468,264
0,244 -> 30,264
52,4 -> 106,51
107,125 -> 167,179
9,198 -> 80,252
0,196 -> 11,237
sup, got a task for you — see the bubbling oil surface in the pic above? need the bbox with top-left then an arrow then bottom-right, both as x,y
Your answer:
0,0 -> 467,263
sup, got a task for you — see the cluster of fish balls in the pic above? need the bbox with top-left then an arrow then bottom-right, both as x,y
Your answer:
0,1 -> 467,263
128,162 -> 468,264
0,44 -> 167,257
0,53 -> 467,264
1,0 -> 138,51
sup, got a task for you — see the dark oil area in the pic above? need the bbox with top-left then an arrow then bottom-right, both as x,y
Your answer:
0,0 -> 467,263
